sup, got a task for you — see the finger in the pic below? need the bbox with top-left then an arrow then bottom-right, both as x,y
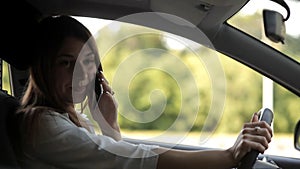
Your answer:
251,112 -> 259,122
102,84 -> 114,96
241,127 -> 272,143
97,71 -> 109,84
241,134 -> 268,153
103,90 -> 115,96
244,121 -> 273,137
101,80 -> 112,93
250,141 -> 267,154
97,72 -> 114,95
258,121 -> 273,137
253,127 -> 272,143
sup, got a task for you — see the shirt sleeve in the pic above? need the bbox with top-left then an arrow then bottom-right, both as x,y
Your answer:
22,111 -> 159,169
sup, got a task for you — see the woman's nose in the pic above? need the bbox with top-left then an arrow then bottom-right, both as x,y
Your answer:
73,62 -> 87,80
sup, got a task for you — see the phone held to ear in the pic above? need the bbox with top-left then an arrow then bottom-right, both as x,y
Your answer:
95,66 -> 103,101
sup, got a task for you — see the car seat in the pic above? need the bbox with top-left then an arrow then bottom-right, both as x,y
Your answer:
0,89 -> 21,169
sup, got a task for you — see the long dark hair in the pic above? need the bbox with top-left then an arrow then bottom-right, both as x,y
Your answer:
19,15 -> 100,142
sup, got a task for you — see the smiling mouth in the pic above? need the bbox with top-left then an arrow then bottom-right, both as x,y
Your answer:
71,78 -> 89,93
79,78 -> 89,87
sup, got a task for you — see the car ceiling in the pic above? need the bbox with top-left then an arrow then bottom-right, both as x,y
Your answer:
27,0 -> 247,25
1,0 -> 300,96
1,0 -> 247,69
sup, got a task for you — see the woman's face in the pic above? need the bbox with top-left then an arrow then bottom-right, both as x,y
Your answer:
53,37 -> 97,104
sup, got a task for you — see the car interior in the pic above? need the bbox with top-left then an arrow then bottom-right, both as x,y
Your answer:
1,0 -> 300,168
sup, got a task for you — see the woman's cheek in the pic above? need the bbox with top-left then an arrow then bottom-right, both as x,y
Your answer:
88,67 -> 97,81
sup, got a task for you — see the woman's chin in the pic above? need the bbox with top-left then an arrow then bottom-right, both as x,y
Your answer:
72,92 -> 87,103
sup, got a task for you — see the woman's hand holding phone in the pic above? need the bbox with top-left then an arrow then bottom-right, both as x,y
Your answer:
89,69 -> 121,141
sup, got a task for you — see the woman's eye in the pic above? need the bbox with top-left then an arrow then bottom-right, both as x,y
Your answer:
82,59 -> 94,66
60,60 -> 71,67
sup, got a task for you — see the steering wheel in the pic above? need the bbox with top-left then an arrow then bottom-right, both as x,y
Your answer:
237,108 -> 273,169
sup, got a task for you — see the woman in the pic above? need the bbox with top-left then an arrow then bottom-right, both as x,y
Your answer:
18,15 -> 272,169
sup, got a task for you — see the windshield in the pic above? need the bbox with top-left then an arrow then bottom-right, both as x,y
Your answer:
228,0 -> 300,63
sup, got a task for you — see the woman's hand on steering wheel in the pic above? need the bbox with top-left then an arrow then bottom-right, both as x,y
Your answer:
227,113 -> 273,166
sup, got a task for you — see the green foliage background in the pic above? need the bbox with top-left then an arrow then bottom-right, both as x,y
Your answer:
91,12 -> 300,134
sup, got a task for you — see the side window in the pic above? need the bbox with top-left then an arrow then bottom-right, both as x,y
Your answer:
1,59 -> 29,98
77,16 -> 300,158
1,60 -> 11,95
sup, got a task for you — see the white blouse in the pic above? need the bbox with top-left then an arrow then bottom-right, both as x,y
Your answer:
21,110 -> 159,169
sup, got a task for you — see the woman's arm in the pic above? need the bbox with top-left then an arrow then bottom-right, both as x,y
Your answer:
155,114 -> 272,169
156,148 -> 234,169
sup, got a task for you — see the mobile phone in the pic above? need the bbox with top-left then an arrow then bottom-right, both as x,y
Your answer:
94,66 -> 103,101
